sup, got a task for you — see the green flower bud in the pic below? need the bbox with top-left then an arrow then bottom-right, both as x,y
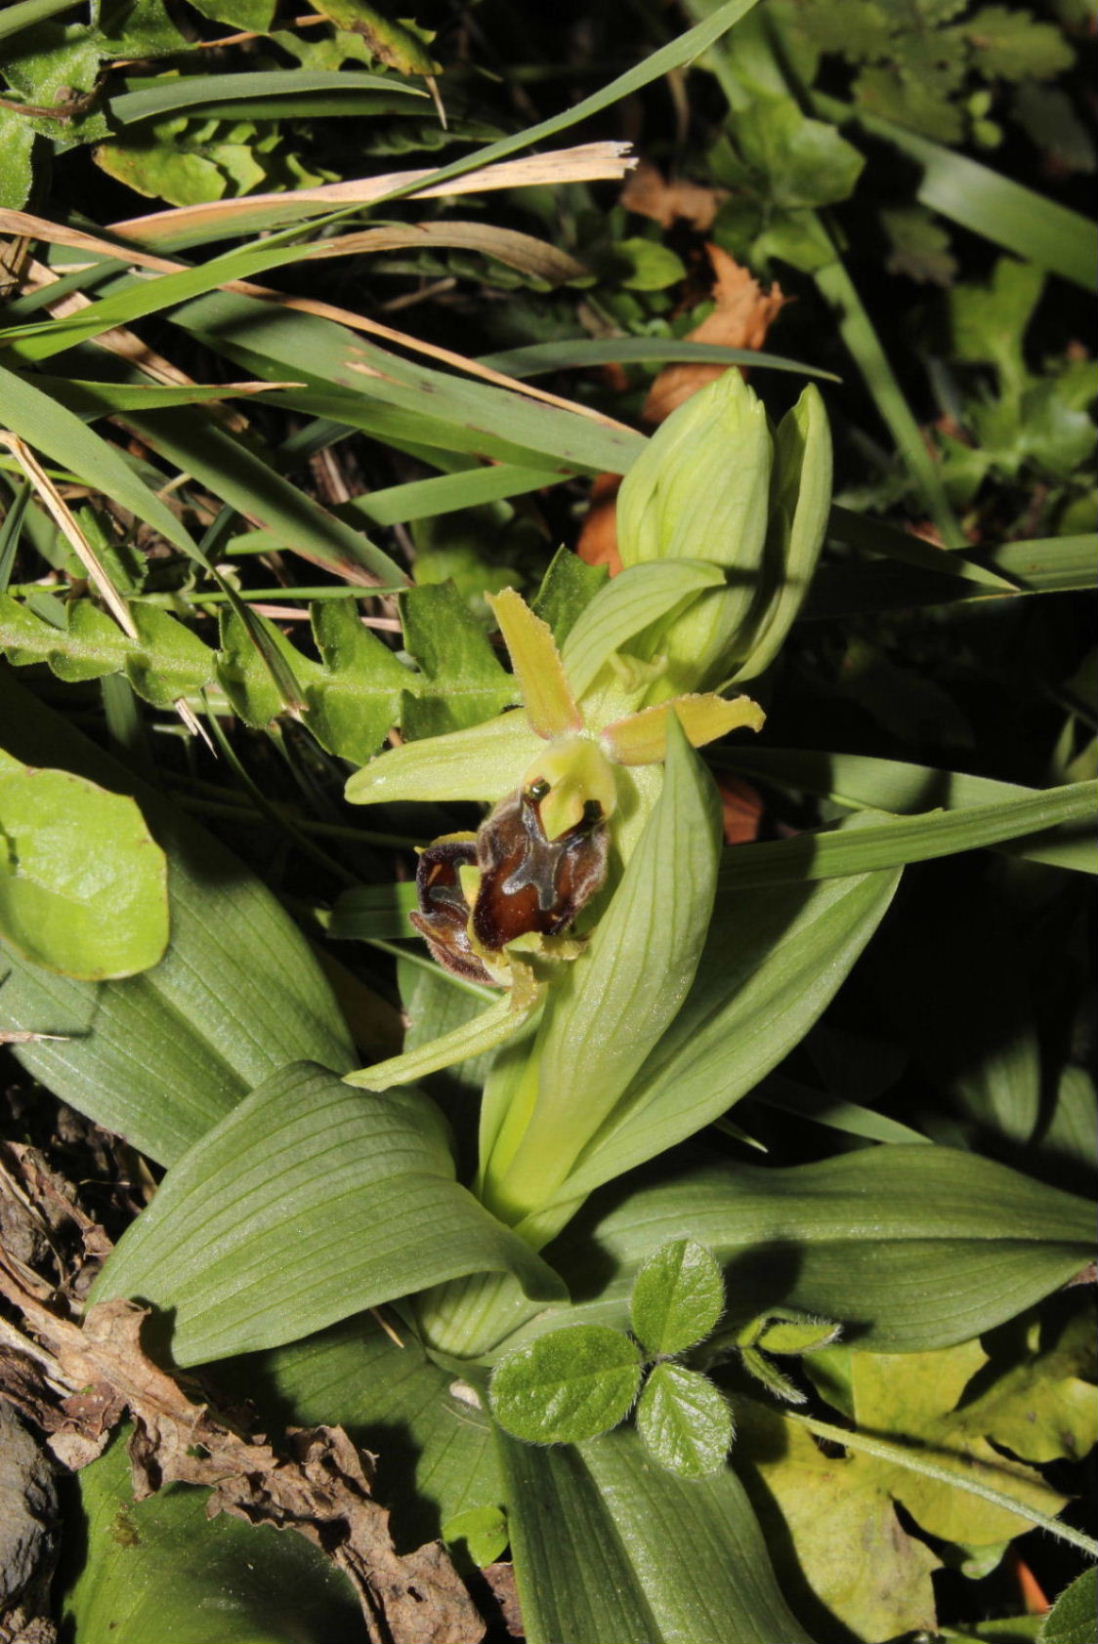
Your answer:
616,375 -> 832,696
617,372 -> 773,694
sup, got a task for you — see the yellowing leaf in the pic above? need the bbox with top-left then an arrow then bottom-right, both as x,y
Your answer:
851,1340 -> 1068,1547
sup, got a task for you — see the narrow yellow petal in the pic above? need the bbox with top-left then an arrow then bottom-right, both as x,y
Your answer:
601,693 -> 765,766
487,588 -> 582,740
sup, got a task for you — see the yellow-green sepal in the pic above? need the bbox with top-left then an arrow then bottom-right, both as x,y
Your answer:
601,693 -> 765,766
345,960 -> 545,1091
486,588 -> 581,741
344,710 -> 543,807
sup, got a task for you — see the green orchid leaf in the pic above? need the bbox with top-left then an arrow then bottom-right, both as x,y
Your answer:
486,716 -> 722,1225
630,1239 -> 725,1357
0,756 -> 168,980
636,1364 -> 734,1479
232,1312 -> 503,1552
551,855 -> 899,1205
303,598 -> 411,764
64,1433 -> 363,1644
732,383 -> 832,681
717,747 -> 1097,876
0,673 -> 353,1165
547,1145 -> 1095,1354
1040,1568 -> 1098,1644
344,709 -> 541,808
94,1062 -> 564,1366
561,559 -> 725,700
497,1422 -> 815,1644
491,1324 -> 642,1445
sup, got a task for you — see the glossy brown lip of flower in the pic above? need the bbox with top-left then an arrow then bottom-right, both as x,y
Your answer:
472,788 -> 609,955
410,786 -> 610,984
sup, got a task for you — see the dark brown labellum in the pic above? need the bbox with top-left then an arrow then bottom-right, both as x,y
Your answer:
410,789 -> 609,984
472,788 -> 608,955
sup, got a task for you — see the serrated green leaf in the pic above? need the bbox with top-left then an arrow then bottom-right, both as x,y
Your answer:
95,1062 -> 563,1365
400,581 -> 518,736
301,598 -> 409,762
64,1431 -> 362,1644
491,1325 -> 642,1445
630,1239 -> 725,1357
636,1363 -> 733,1478
530,546 -> 608,648
0,759 -> 168,980
963,5 -> 1074,82
0,594 -> 218,707
1040,1568 -> 1098,1644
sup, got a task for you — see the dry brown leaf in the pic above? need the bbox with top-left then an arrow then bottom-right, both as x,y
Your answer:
575,471 -> 624,576
716,773 -> 767,847
621,161 -> 726,232
0,1253 -> 483,1644
107,142 -> 635,243
642,244 -> 789,423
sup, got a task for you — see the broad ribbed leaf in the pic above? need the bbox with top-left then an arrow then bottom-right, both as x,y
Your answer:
64,1434 -> 362,1644
234,1313 -> 503,1550
498,1423 -> 815,1644
548,1146 -> 1095,1353
0,674 -> 353,1164
554,861 -> 899,1203
95,1063 -> 564,1366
